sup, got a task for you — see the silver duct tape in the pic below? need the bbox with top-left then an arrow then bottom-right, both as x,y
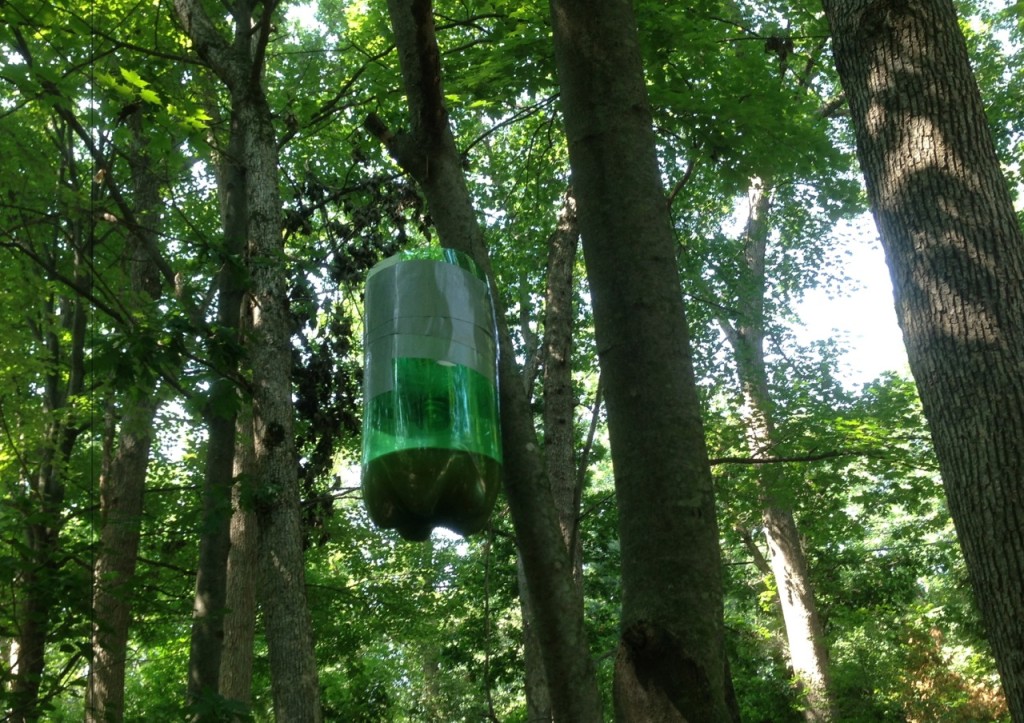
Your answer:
365,316 -> 496,358
363,255 -> 498,399
365,334 -> 496,398
365,259 -> 494,335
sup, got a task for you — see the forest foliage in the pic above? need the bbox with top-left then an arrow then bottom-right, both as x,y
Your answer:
0,0 -> 1020,719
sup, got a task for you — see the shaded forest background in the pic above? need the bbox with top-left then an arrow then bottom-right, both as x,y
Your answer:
1,0 -> 1022,720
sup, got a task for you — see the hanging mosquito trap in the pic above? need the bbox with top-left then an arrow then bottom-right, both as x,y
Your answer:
361,247 -> 502,541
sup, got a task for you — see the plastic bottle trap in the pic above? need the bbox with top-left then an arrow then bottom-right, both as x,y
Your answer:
361,248 -> 502,541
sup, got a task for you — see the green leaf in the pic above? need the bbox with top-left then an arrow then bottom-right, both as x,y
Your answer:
139,87 -> 161,105
119,66 -> 149,88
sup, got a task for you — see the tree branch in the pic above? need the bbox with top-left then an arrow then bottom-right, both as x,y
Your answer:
736,527 -> 772,576
709,448 -> 880,466
172,0 -> 240,85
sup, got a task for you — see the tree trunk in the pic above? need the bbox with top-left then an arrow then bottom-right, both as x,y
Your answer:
719,179 -> 833,721
10,134 -> 89,718
186,99 -> 247,709
218,403 -> 259,711
517,557 -> 555,722
517,188 -> 582,721
243,88 -> 322,723
87,394 -> 159,723
11,317 -> 86,722
547,0 -> 735,720
762,507 -> 832,719
11,453 -> 72,722
172,0 -> 322,718
368,2 -> 604,719
823,0 -> 1024,716
86,108 -> 163,720
543,189 -> 583,575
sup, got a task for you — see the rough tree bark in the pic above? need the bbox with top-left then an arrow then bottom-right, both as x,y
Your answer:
547,0 -> 736,719
823,0 -> 1024,716
543,190 -> 584,576
86,107 -> 164,723
518,189 -> 582,722
172,0 -> 321,718
719,179 -> 833,721
366,1 -> 604,719
242,79 -> 322,723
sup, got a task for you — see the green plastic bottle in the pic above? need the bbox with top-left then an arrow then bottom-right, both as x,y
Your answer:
361,248 -> 502,541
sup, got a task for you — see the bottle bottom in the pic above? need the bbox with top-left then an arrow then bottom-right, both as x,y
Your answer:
362,448 -> 501,541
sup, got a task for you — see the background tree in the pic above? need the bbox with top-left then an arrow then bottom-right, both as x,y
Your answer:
548,0 -> 735,719
0,97 -> 93,723
824,0 -> 1024,716
86,105 -> 166,723
171,0 -> 323,717
182,81 -> 248,713
717,177 -> 835,721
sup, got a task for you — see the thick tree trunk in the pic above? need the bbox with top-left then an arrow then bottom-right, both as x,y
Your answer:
243,93 -> 322,723
720,180 -> 833,721
547,1 -> 734,720
823,0 -> 1024,716
172,0 -> 322,718
369,2 -> 604,719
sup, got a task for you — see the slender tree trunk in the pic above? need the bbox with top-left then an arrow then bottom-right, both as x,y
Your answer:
218,403 -> 259,711
762,506 -> 831,719
543,190 -> 583,575
719,179 -> 833,720
10,140 -> 89,719
11,456 -> 69,722
547,0 -> 736,720
516,558 -> 555,722
185,359 -> 239,704
86,395 -> 159,723
420,643 -> 444,720
11,316 -> 86,722
367,2 -> 604,719
186,99 -> 247,708
87,106 -> 166,723
823,0 -> 1024,716
173,0 -> 322,718
517,189 -> 582,721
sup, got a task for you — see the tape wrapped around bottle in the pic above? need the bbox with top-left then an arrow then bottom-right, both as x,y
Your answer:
361,249 -> 502,541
